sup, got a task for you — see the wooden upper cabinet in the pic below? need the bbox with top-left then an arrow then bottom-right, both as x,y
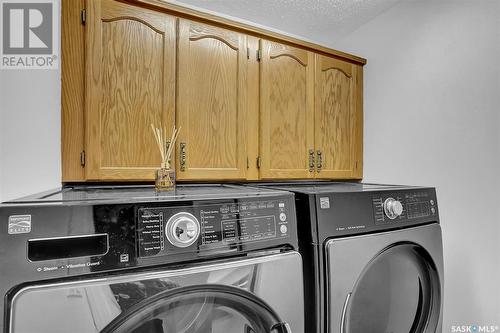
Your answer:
85,0 -> 176,180
314,55 -> 363,179
259,40 -> 315,179
176,20 -> 248,180
61,0 -> 365,182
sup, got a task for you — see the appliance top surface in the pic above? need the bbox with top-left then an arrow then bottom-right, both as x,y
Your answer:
252,181 -> 429,194
1,184 -> 290,206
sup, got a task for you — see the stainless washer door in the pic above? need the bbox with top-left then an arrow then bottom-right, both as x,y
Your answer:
9,252 -> 303,333
100,284 -> 291,333
326,223 -> 443,333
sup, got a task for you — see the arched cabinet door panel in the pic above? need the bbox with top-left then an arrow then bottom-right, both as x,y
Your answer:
260,40 -> 315,179
314,55 -> 362,179
85,0 -> 176,180
314,54 -> 363,179
176,20 -> 249,180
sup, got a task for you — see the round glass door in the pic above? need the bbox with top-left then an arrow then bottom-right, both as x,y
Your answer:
344,243 -> 441,333
101,284 -> 290,333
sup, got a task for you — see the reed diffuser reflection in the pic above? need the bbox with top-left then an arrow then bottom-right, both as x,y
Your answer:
151,124 -> 181,191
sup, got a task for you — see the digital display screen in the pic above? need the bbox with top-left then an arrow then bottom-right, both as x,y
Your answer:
406,202 -> 430,219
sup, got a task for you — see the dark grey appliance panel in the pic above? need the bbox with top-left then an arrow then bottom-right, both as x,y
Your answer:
5,184 -> 286,205
245,182 -> 443,333
0,195 -> 296,279
0,185 -> 298,333
325,223 -> 443,333
315,188 -> 438,241
136,198 -> 294,259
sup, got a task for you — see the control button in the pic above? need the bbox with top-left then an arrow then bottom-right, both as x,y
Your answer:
431,207 -> 436,214
280,225 -> 288,234
279,213 -> 287,221
383,198 -> 403,220
165,212 -> 200,248
430,200 -> 435,206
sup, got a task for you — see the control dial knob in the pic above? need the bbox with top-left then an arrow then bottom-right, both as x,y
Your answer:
165,212 -> 200,248
383,198 -> 403,220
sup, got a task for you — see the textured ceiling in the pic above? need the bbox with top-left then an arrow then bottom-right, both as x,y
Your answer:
170,0 -> 402,46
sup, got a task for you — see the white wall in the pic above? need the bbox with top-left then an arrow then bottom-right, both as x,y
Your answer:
0,127 -> 2,201
0,3 -> 61,203
335,0 -> 500,328
0,70 -> 61,203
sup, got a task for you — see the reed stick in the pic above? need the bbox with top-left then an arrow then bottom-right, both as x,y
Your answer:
151,124 -> 181,169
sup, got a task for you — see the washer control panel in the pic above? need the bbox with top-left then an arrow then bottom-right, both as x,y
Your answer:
372,190 -> 437,225
137,198 -> 292,258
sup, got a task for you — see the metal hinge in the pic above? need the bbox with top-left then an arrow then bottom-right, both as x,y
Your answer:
256,156 -> 261,169
256,48 -> 262,61
81,9 -> 86,25
246,47 -> 250,59
80,151 -> 85,167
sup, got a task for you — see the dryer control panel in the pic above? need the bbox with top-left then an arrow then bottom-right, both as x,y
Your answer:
137,197 -> 294,258
372,190 -> 437,225
313,186 -> 438,240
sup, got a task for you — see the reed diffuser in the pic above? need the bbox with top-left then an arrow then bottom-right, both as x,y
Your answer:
151,124 -> 181,191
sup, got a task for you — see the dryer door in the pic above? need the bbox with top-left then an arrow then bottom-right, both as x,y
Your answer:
325,223 -> 443,333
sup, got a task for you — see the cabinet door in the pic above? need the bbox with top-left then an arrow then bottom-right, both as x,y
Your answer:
85,0 -> 175,180
260,41 -> 315,179
314,55 -> 363,179
177,20 -> 248,180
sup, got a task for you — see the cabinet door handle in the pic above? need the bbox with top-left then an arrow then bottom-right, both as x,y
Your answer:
180,142 -> 186,172
317,150 -> 323,172
308,149 -> 315,172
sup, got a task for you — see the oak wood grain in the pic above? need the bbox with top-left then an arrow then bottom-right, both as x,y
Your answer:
176,19 -> 248,180
315,54 -> 359,179
63,0 -> 364,182
353,64 -> 364,179
247,36 -> 260,180
189,21 -> 239,50
260,40 -> 315,179
61,0 -> 85,182
85,0 -> 175,180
